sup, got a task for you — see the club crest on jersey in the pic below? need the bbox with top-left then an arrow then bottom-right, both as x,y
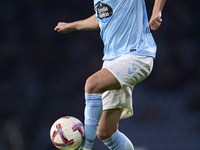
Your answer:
97,2 -> 113,23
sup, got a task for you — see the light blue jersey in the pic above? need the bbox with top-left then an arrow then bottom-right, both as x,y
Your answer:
94,0 -> 157,60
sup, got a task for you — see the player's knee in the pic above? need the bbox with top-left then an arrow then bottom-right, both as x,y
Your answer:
85,76 -> 101,93
85,77 -> 96,93
96,129 -> 115,141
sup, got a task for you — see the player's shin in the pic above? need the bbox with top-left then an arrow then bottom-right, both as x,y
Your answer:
83,93 -> 102,149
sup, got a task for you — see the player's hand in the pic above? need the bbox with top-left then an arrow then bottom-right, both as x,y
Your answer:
149,11 -> 162,30
54,22 -> 75,33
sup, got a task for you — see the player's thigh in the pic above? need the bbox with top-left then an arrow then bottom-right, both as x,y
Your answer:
97,108 -> 123,140
85,68 -> 121,93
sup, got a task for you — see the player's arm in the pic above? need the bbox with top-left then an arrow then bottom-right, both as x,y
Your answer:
149,0 -> 166,30
54,14 -> 99,33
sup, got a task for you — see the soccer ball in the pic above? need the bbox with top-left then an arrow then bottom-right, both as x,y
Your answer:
50,116 -> 84,150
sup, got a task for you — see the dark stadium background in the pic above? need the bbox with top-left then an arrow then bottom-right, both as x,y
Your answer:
0,0 -> 200,150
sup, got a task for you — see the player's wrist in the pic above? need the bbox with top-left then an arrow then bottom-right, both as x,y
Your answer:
71,21 -> 84,31
64,22 -> 77,32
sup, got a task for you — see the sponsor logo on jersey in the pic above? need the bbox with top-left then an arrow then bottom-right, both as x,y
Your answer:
146,26 -> 151,33
97,2 -> 113,23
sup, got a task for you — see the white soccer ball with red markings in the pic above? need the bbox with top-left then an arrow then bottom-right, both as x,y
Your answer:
50,116 -> 84,150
